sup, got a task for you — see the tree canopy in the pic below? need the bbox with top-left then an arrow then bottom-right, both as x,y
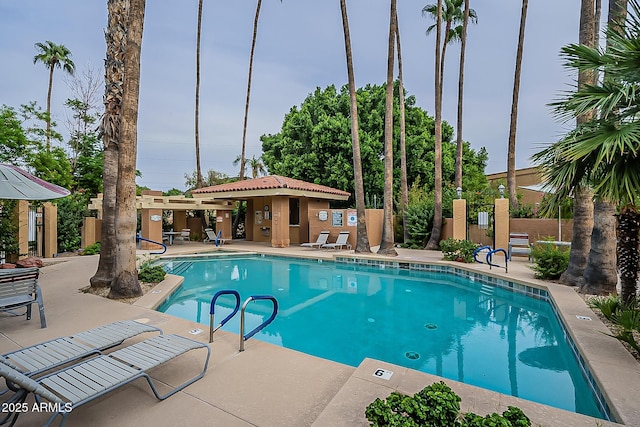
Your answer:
261,82 -> 488,205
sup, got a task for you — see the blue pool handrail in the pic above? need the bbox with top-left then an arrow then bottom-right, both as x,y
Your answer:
136,236 -> 167,255
209,289 -> 241,343
473,245 -> 492,264
487,248 -> 508,273
240,295 -> 279,352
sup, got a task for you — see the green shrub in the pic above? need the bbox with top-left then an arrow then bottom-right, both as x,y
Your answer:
439,238 -> 479,263
530,242 -> 569,280
589,295 -> 640,353
138,262 -> 166,283
365,382 -> 530,427
82,242 -> 101,255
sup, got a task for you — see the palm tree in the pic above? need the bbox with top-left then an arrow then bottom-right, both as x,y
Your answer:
33,41 -> 75,151
581,0 -> 626,294
194,0 -> 204,188
378,0 -> 398,256
455,0 -> 477,188
339,0 -> 371,253
424,0 -> 443,250
423,0 -> 471,249
533,0 -> 640,302
558,0 -> 596,288
91,0 -> 128,290
506,0 -> 528,209
109,0 -> 145,299
395,11 -> 410,244
233,154 -> 266,179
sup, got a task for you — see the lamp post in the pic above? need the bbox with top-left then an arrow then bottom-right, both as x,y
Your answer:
498,184 -> 505,199
456,186 -> 462,199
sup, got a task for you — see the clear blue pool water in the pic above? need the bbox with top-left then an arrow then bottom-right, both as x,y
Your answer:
157,255 -> 605,419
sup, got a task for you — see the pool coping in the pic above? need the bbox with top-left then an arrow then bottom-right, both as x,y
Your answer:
148,250 -> 640,425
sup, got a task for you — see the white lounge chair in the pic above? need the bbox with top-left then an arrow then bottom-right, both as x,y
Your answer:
205,229 -> 228,246
300,231 -> 330,249
0,267 -> 46,328
321,231 -> 352,250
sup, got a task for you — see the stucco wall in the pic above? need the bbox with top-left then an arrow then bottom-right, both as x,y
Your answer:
308,208 -> 383,247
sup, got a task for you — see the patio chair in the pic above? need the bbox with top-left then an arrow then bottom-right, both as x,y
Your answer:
321,231 -> 352,250
1,320 -> 162,378
300,231 -> 330,249
175,228 -> 191,244
205,229 -> 228,246
0,267 -> 46,328
508,232 -> 532,261
0,334 -> 210,427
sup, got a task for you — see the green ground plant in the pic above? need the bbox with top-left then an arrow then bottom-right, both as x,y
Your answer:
589,295 -> 640,353
530,241 -> 569,280
82,242 -> 100,255
365,382 -> 530,427
137,261 -> 166,283
440,238 -> 479,263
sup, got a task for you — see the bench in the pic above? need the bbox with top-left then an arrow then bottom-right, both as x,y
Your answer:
508,233 -> 532,261
0,267 -> 46,328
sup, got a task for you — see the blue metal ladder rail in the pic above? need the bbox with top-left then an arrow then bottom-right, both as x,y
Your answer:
473,245 -> 492,264
487,248 -> 508,273
136,236 -> 167,254
473,245 -> 508,273
209,290 -> 241,343
240,295 -> 278,352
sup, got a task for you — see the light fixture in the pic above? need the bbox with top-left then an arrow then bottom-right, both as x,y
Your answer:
456,187 -> 462,199
498,184 -> 505,198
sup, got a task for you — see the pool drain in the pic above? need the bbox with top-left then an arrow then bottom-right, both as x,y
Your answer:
405,351 -> 420,360
424,323 -> 438,330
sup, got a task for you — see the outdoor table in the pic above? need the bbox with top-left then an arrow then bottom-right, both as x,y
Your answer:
163,231 -> 182,246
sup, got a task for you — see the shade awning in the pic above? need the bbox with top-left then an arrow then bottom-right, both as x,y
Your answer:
0,164 -> 70,200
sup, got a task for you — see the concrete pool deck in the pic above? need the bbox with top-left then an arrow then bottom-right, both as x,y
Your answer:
1,241 -> 638,426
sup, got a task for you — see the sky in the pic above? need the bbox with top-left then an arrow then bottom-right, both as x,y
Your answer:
1,1 -> 593,192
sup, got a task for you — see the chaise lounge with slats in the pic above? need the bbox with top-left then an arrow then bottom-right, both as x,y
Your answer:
0,334 -> 210,427
1,320 -> 162,378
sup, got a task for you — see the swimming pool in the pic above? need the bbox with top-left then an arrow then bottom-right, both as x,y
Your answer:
156,254 -> 607,419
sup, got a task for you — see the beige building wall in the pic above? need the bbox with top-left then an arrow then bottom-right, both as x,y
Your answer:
494,198 -> 510,252
307,208 -> 383,248
43,202 -> 57,258
82,217 -> 101,248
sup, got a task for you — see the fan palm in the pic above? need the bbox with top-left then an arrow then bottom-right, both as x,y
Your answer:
533,0 -> 640,302
33,41 -> 75,151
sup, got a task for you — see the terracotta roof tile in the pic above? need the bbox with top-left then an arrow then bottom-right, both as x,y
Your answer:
192,175 -> 350,197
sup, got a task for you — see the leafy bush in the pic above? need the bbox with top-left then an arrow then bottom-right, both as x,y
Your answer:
0,200 -> 19,259
440,238 -> 479,263
365,382 -> 530,427
57,192 -> 92,253
589,295 -> 640,353
83,242 -> 100,255
138,262 -> 166,283
530,242 -> 569,280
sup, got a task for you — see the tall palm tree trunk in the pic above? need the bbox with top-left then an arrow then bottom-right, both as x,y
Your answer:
583,201 -> 617,293
560,186 -> 594,286
46,64 -> 55,151
233,0 -> 263,238
195,0 -> 204,188
582,0 -> 619,294
378,0 -> 398,256
507,0 -> 528,209
339,0 -> 370,253
395,12 -> 409,244
455,0 -> 470,188
426,0 -> 443,250
618,206 -> 640,303
563,0 -> 598,288
109,0 -> 145,298
91,0 -> 128,289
